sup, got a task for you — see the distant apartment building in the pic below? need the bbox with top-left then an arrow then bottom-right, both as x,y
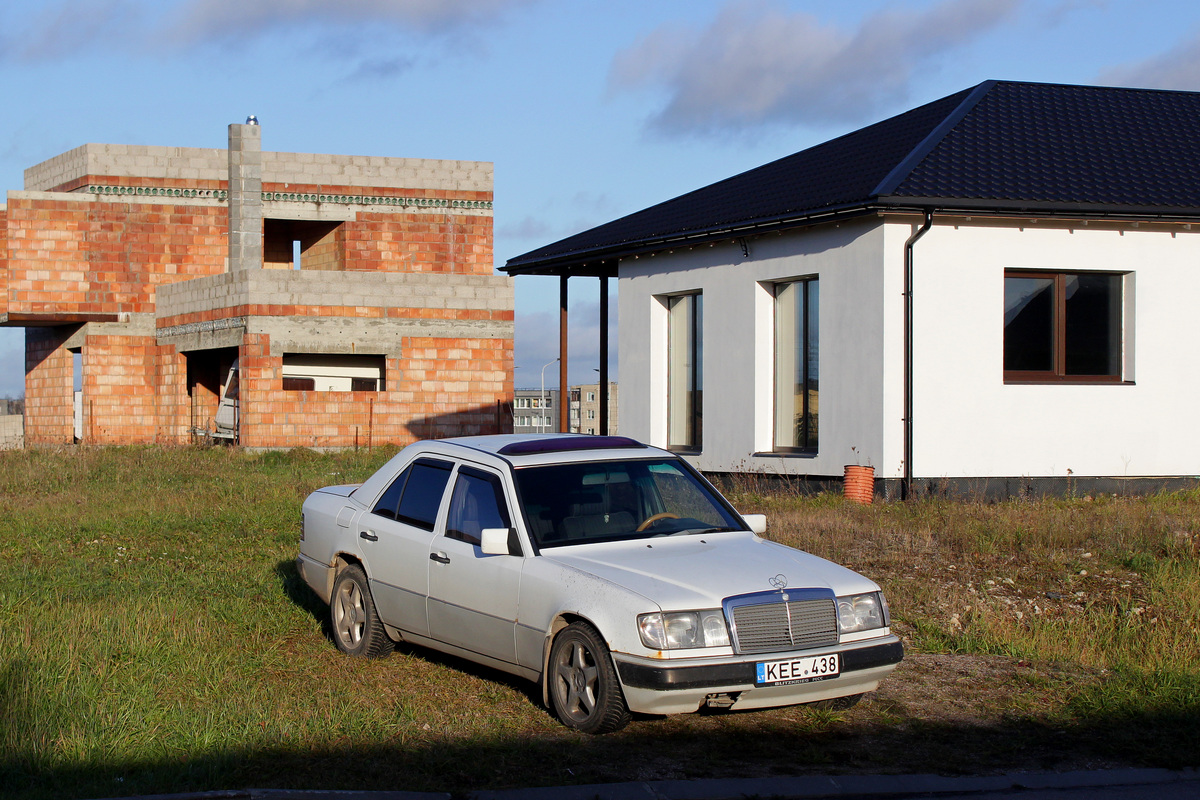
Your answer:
511,388 -> 560,433
569,382 -> 618,435
0,122 -> 513,448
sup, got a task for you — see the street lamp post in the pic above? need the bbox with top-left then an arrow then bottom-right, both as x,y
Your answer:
539,358 -> 559,433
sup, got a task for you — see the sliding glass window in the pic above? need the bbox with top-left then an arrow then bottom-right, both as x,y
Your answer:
774,278 -> 819,452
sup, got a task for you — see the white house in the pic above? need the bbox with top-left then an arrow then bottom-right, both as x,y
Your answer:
505,80 -> 1200,497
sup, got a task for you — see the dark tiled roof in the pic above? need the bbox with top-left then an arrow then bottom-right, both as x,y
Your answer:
506,80 -> 1200,274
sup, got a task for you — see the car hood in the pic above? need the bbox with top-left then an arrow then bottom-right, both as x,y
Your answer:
540,532 -> 880,609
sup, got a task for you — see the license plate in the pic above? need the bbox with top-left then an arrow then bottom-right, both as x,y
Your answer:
755,653 -> 840,686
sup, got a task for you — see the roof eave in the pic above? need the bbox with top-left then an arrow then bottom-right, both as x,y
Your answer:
878,195 -> 1200,221
502,203 -> 884,276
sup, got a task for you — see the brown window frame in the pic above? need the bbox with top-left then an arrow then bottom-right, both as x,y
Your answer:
1003,269 -> 1124,384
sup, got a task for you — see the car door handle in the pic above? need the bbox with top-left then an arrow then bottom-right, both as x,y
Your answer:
429,551 -> 450,564
359,529 -> 378,542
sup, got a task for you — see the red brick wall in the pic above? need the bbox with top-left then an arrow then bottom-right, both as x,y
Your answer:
155,345 -> 189,444
24,326 -> 76,444
343,213 -> 493,275
82,334 -> 159,444
233,334 -> 512,449
4,196 -> 226,318
0,206 -> 8,317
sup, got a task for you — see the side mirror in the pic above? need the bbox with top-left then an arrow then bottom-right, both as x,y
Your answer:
742,514 -> 767,534
480,527 -> 514,556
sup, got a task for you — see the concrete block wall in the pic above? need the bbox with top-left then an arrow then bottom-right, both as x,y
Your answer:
25,143 -> 492,195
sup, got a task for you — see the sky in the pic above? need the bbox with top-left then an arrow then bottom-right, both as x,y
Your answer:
3,0 -> 1200,393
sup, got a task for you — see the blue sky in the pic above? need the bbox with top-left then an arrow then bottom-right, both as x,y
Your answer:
2,0 -> 1200,394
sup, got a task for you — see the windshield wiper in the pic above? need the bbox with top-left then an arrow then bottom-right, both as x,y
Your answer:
668,526 -> 738,536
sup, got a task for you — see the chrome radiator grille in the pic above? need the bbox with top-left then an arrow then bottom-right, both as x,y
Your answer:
727,591 -> 838,655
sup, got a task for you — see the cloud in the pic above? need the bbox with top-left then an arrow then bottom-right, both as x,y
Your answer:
608,0 -> 1021,137
0,0 -> 538,60
1,0 -> 147,60
1097,27 -> 1200,91
168,0 -> 538,45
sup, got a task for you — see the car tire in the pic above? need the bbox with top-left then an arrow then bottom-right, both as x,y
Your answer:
330,564 -> 394,658
548,621 -> 631,734
808,693 -> 862,711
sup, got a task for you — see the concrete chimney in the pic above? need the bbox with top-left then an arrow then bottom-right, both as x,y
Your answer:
227,122 -> 262,272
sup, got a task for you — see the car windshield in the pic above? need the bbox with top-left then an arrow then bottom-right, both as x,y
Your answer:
513,457 -> 744,548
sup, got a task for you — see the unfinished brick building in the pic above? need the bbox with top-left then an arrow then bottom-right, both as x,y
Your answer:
0,122 -> 513,448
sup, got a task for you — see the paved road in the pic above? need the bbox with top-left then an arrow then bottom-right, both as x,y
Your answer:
89,767 -> 1200,800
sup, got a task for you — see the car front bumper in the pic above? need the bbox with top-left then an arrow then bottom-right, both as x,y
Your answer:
613,636 -> 903,715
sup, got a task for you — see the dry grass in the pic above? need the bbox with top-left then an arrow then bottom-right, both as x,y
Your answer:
1,448 -> 1198,799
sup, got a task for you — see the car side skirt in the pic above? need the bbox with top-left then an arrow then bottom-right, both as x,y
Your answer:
399,630 -> 542,684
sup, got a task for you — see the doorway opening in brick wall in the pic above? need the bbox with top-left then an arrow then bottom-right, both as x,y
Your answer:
263,219 -> 344,271
186,347 -> 239,441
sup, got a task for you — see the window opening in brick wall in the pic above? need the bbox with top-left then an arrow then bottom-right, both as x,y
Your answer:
264,219 -> 344,270
282,354 -> 384,391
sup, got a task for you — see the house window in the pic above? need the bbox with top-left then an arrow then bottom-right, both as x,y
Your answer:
774,277 -> 819,452
1004,271 -> 1123,382
668,293 -> 702,451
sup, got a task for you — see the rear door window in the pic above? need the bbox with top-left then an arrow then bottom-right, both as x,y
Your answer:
371,458 -> 453,531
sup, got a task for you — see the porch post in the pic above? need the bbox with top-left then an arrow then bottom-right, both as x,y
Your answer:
598,274 -> 610,434
559,274 -> 569,433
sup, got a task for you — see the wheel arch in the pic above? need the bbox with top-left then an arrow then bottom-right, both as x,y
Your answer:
326,552 -> 365,602
540,611 -> 607,708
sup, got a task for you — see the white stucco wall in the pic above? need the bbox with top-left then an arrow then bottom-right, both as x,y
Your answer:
905,218 -> 1200,478
618,214 -> 1200,480
618,218 -> 891,476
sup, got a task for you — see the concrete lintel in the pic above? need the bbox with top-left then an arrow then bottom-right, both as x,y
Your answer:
252,315 -> 512,357
263,201 -> 357,222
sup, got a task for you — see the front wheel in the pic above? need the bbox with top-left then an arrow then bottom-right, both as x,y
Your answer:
548,622 -> 631,734
330,564 -> 394,658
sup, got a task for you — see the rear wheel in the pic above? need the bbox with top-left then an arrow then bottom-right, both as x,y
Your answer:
330,564 -> 393,658
548,622 -> 631,734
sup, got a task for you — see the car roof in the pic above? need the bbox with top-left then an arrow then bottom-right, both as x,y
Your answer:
430,433 -> 667,467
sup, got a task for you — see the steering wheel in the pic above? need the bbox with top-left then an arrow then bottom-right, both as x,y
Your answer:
636,512 -> 680,532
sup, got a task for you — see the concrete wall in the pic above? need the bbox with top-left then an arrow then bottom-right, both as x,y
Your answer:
25,143 -> 492,195
0,414 -> 23,449
618,214 -> 1200,480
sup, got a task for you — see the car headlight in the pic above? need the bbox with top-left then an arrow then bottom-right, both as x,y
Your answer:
638,610 -> 730,650
837,592 -> 888,633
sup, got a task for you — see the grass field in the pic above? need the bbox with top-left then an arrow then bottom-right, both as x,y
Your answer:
1,446 -> 1198,800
